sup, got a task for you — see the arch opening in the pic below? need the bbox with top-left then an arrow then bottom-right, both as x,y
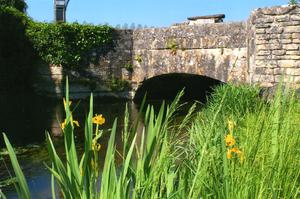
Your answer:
133,73 -> 223,104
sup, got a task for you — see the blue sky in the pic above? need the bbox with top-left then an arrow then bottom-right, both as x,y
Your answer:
27,0 -> 288,27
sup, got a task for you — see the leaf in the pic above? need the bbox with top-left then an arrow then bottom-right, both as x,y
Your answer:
3,133 -> 31,199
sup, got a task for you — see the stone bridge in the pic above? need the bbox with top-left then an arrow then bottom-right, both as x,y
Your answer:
34,5 -> 300,99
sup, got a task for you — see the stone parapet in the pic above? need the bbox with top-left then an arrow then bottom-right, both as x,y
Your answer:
249,5 -> 300,87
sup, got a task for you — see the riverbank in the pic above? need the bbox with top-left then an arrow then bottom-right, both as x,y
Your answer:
1,83 -> 300,198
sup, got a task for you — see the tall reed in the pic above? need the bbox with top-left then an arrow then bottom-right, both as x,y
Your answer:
2,81 -> 300,198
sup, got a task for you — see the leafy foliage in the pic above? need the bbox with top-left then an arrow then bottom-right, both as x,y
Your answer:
26,22 -> 114,69
0,0 -> 27,12
0,7 -> 36,90
166,38 -> 179,55
109,76 -> 131,91
206,84 -> 261,117
289,0 -> 299,5
124,61 -> 134,73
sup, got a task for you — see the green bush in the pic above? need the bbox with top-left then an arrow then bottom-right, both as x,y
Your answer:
109,76 -> 131,91
289,0 -> 299,5
0,0 -> 27,12
206,84 -> 261,118
26,22 -> 114,69
0,7 -> 36,90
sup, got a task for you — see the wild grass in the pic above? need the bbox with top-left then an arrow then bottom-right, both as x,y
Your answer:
2,81 -> 300,198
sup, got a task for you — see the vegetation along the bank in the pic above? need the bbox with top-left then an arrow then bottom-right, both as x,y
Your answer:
26,22 -> 113,69
0,1 -> 114,87
1,80 -> 300,198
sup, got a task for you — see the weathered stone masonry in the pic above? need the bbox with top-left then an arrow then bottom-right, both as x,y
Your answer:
249,5 -> 300,87
130,22 -> 247,91
35,5 -> 300,99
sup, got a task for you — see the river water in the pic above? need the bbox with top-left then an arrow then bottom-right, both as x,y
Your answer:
0,92 -> 141,198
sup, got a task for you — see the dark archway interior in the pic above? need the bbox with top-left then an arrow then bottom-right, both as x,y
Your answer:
134,73 -> 223,104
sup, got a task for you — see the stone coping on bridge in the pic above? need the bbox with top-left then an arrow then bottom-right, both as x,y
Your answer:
187,14 -> 225,24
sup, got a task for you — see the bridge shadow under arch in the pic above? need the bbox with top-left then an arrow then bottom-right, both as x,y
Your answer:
133,73 -> 224,104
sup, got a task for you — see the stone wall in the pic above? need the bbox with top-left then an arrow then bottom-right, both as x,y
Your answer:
33,30 -> 134,99
32,4 -> 300,99
249,5 -> 300,87
131,22 -> 248,90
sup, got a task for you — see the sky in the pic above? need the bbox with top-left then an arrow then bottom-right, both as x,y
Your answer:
27,0 -> 288,27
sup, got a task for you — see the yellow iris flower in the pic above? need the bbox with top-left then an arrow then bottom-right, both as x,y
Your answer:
225,134 -> 236,147
226,149 -> 233,159
226,147 -> 245,162
92,114 -> 105,125
61,119 -> 80,130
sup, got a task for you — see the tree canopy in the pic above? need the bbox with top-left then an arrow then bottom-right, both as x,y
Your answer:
0,0 -> 27,13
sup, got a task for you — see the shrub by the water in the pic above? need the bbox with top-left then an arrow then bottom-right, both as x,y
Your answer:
26,22 -> 114,69
1,3 -> 114,75
0,6 -> 36,90
0,0 -> 27,12
2,82 -> 300,198
206,84 -> 261,117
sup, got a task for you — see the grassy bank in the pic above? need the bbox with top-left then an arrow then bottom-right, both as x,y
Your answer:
2,82 -> 300,198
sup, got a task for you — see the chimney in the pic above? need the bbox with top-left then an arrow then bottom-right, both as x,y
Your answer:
54,0 -> 69,22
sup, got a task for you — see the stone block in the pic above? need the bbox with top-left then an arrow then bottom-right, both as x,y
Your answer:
255,67 -> 274,75
276,15 -> 290,22
256,24 -> 271,28
292,33 -> 300,39
266,26 -> 284,34
275,68 -> 300,75
261,34 -> 293,40
256,17 -> 274,23
256,39 -> 269,45
256,55 -> 273,60
260,6 -> 295,15
274,68 -> 284,75
293,39 -> 300,43
278,60 -> 300,67
283,44 -> 300,50
286,55 -> 300,60
273,55 -> 300,60
258,43 -> 283,50
291,15 -> 300,21
291,68 -> 300,75
281,39 -> 293,44
286,50 -> 300,55
257,50 -> 271,56
256,29 -> 266,34
255,60 -> 277,68
272,50 -> 286,55
285,26 -> 300,33
281,21 -> 300,26
256,34 -> 270,40
253,74 -> 275,83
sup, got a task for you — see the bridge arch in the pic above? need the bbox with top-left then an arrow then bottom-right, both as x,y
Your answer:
133,73 -> 223,103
